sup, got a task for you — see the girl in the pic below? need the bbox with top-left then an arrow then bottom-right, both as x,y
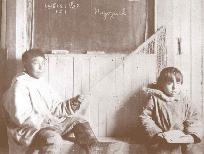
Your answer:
139,67 -> 202,154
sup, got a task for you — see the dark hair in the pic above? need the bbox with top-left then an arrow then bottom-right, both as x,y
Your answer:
157,67 -> 183,88
22,49 -> 45,63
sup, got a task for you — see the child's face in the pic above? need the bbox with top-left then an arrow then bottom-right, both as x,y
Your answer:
24,56 -> 46,79
162,76 -> 182,97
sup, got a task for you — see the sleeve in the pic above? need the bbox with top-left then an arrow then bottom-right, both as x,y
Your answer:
3,81 -> 43,146
51,99 -> 75,117
183,100 -> 203,143
4,81 -> 44,127
139,96 -> 163,138
48,87 -> 75,117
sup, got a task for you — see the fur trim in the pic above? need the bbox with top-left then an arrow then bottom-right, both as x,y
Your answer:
142,87 -> 180,102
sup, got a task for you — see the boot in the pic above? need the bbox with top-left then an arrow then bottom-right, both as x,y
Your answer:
73,122 -> 98,146
73,122 -> 122,154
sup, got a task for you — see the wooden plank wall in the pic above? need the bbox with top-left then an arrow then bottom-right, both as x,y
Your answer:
44,54 -> 157,137
0,49 -> 8,147
156,0 -> 204,117
202,1 -> 204,118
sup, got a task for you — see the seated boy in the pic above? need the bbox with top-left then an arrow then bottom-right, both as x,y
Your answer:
2,49 -> 110,154
139,67 -> 203,154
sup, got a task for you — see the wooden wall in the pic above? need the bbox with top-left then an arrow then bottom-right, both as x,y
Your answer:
2,0 -> 203,115
1,0 -> 203,138
44,54 -> 157,137
156,0 -> 204,117
0,0 -> 158,145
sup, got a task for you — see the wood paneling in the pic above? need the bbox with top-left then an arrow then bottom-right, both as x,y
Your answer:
45,54 -> 157,137
48,55 -> 74,99
156,0 -> 204,117
190,1 -> 203,116
202,1 -> 204,117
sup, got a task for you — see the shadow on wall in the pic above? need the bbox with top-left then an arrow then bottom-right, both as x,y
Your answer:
110,88 -> 149,143
0,49 -> 8,148
0,49 -> 20,148
0,118 -> 7,148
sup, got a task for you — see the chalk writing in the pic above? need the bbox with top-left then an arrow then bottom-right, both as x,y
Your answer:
94,8 -> 127,20
69,1 -> 80,9
44,1 -> 80,15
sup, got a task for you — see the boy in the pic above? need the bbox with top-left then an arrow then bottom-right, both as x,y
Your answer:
139,67 -> 202,154
2,49 -> 106,154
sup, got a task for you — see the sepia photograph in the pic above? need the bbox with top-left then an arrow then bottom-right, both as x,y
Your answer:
0,0 -> 203,154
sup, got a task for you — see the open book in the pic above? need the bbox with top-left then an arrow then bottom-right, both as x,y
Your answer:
162,130 -> 194,144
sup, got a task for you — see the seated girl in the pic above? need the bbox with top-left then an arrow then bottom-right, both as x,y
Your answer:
139,67 -> 202,154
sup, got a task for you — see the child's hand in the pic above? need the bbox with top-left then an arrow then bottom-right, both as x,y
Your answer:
70,94 -> 87,111
157,132 -> 164,138
153,132 -> 166,143
77,94 -> 86,103
70,95 -> 81,111
162,130 -> 194,143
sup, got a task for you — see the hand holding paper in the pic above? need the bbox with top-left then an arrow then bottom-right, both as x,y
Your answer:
162,130 -> 194,143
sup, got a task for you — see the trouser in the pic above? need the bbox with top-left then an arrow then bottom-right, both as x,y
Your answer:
28,117 -> 98,154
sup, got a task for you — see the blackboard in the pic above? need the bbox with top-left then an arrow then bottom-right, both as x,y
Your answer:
33,0 -> 149,53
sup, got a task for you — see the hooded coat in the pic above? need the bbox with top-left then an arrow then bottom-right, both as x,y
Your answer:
139,87 -> 203,154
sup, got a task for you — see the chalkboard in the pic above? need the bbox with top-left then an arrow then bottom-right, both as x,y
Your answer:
33,0 -> 149,53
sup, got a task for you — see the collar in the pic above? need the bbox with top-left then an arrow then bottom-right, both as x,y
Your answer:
143,87 -> 181,102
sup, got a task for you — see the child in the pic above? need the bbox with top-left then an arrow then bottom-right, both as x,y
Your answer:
139,67 -> 202,154
2,49 -> 117,154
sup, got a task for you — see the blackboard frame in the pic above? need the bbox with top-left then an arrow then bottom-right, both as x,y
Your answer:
32,0 -> 154,53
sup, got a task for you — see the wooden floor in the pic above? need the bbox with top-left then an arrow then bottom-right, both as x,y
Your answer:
1,137 -> 204,154
49,137 -> 148,154
0,137 -> 148,154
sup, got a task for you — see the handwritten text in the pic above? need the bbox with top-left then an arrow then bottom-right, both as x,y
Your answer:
94,8 -> 127,20
44,1 -> 80,15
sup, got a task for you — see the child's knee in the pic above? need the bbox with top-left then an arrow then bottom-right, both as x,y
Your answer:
38,129 -> 63,145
